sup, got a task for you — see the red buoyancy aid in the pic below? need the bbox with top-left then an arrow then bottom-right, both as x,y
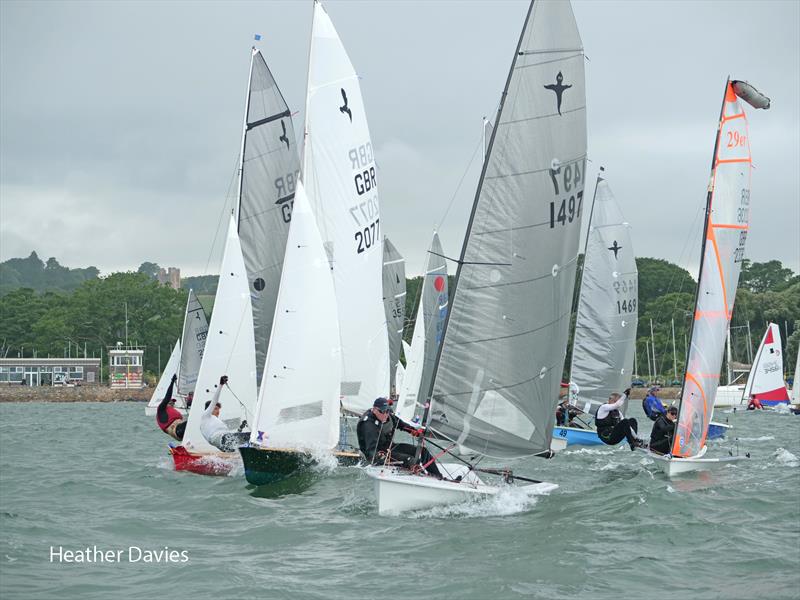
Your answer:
157,405 -> 184,431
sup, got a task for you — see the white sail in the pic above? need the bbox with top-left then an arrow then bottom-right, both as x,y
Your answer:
429,0 -> 587,458
237,48 -> 300,382
302,1 -> 389,414
397,233 -> 448,422
742,323 -> 790,404
383,237 -> 406,393
570,176 -> 637,410
792,344 -> 800,404
182,216 -> 258,454
178,289 -> 208,395
146,340 -> 181,415
673,81 -> 754,457
249,181 -> 341,450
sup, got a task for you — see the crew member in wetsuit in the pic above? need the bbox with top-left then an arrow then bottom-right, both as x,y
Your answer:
200,375 -> 250,452
357,397 -> 442,478
595,388 -> 643,451
649,406 -> 678,454
642,387 -> 666,421
156,374 -> 186,441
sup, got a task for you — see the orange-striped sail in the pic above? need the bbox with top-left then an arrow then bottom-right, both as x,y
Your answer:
672,79 -> 768,457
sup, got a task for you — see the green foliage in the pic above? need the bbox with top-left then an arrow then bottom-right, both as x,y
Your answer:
739,259 -> 796,293
0,252 -> 99,296
137,262 -> 161,280
182,275 -> 218,295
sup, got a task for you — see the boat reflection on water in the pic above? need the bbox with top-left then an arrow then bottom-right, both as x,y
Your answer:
246,472 -> 318,499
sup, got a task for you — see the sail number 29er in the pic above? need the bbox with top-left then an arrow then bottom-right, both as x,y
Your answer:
348,142 -> 380,255
548,158 -> 586,228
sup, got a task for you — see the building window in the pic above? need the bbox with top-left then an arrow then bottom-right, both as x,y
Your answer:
68,366 -> 84,380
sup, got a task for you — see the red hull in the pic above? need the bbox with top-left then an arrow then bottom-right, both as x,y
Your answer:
169,446 -> 236,476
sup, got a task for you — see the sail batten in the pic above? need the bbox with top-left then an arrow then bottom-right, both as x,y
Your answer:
427,0 -> 587,459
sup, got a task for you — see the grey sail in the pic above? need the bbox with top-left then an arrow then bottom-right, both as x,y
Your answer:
179,289 -> 209,394
570,176 -> 637,413
429,0 -> 587,458
382,237 -> 406,392
237,48 -> 301,381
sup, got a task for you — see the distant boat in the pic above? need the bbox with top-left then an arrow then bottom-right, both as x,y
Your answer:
742,323 -> 790,406
645,79 -> 769,476
383,237 -> 406,397
365,0 -> 586,514
395,231 -> 448,423
553,172 -> 637,447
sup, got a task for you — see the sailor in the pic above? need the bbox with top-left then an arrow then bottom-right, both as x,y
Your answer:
595,388 -> 643,451
356,397 -> 442,478
747,396 -> 763,410
649,406 -> 678,454
200,375 -> 250,452
156,374 -> 187,441
642,386 -> 666,421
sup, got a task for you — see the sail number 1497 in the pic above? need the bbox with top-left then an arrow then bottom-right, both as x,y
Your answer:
548,158 -> 585,228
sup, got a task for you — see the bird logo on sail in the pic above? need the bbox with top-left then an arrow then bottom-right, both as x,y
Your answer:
279,120 -> 290,150
544,72 -> 572,116
339,88 -> 352,122
608,241 -> 622,259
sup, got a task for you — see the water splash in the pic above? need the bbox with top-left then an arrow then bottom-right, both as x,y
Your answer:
407,483 -> 555,519
739,436 -> 775,442
308,446 -> 339,474
774,448 -> 799,467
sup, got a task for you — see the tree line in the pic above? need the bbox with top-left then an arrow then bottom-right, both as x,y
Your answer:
0,254 -> 797,382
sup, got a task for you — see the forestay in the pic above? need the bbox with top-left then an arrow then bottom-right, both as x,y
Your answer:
183,216 -> 258,454
743,323 -> 790,404
673,81 -> 753,457
178,289 -> 208,394
397,232 -> 448,423
249,182 -> 341,450
429,0 -> 587,458
237,48 -> 300,382
570,176 -> 637,410
383,237 -> 406,392
302,1 -> 389,413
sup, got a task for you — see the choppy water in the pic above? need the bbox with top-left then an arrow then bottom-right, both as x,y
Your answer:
1,402 -> 798,599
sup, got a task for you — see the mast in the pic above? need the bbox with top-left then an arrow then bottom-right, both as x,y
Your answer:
235,48 -> 257,226
673,79 -> 729,430
420,0 -> 536,429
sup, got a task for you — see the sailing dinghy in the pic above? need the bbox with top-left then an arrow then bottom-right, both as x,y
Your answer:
383,237 -> 407,397
645,79 -> 769,476
239,1 -> 382,484
366,0 -> 586,514
553,173 -> 638,447
146,340 -> 181,416
741,323 -> 790,406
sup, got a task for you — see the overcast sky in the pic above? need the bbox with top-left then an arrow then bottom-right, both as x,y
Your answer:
1,0 -> 798,279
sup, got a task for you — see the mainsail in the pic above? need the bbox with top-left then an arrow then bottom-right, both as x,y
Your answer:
428,0 -> 587,458
792,345 -> 800,404
183,216 -> 258,454
383,237 -> 406,393
742,323 -> 790,405
249,181 -> 341,450
570,175 -> 637,410
237,48 -> 300,381
146,340 -> 181,415
672,80 -> 759,457
178,289 -> 208,395
397,232 -> 448,423
302,1 -> 389,413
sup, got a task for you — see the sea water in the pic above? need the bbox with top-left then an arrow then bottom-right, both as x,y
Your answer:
0,402 -> 798,599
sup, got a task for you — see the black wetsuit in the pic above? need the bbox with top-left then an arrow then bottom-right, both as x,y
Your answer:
596,407 -> 638,448
356,410 -> 441,477
649,415 -> 675,454
156,378 -> 187,441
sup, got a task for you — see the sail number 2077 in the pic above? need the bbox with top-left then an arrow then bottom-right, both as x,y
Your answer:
355,219 -> 380,254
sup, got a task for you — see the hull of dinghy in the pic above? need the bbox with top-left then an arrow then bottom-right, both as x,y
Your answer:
706,421 -> 731,440
169,445 -> 237,476
646,445 -> 747,476
365,464 -> 557,516
552,426 -> 605,447
239,445 -> 359,486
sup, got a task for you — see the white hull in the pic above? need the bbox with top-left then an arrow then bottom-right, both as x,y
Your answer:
713,384 -> 746,408
364,463 -> 557,516
644,445 -> 748,476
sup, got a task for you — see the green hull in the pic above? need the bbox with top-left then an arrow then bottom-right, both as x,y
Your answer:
239,445 -> 360,486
